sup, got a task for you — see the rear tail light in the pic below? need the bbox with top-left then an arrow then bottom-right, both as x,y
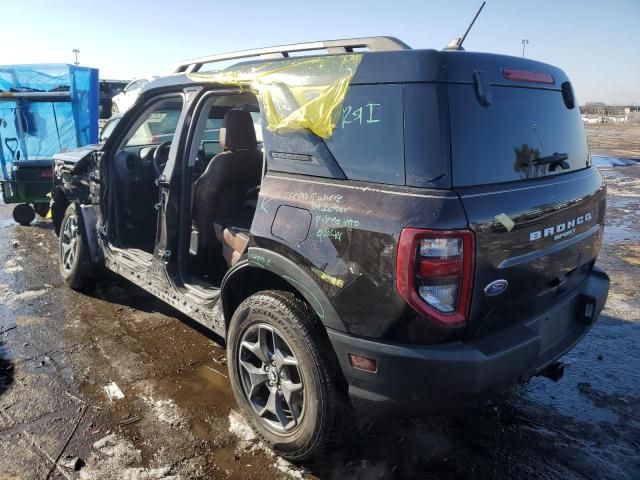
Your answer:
396,228 -> 474,326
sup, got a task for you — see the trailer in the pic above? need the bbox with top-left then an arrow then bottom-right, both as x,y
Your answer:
0,64 -> 98,224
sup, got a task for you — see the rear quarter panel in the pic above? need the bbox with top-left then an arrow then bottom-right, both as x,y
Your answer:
249,172 -> 468,343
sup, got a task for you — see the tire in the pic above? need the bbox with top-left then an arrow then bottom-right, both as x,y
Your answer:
12,204 -> 35,225
111,102 -> 119,115
58,203 -> 96,290
227,290 -> 346,461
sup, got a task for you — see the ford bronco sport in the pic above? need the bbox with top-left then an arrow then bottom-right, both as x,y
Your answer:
51,37 -> 610,460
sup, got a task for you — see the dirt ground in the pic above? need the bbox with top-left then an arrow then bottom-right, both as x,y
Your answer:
586,124 -> 640,159
1,125 -> 639,479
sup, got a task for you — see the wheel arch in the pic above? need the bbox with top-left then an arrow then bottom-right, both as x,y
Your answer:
51,187 -> 70,235
220,247 -> 345,337
59,198 -> 104,265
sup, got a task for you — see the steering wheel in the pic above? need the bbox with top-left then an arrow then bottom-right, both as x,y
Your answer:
152,140 -> 172,177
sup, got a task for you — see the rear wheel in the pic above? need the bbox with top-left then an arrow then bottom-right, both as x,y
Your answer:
12,204 -> 35,225
58,203 -> 95,290
227,290 -> 345,460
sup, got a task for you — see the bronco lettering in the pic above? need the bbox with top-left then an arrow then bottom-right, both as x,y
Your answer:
529,212 -> 593,242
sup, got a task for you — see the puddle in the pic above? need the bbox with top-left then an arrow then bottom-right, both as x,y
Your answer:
0,337 -> 14,399
592,155 -> 638,168
604,223 -> 640,243
0,218 -> 15,229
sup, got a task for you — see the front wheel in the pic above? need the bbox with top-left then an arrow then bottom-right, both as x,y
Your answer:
227,290 -> 346,461
58,203 -> 96,290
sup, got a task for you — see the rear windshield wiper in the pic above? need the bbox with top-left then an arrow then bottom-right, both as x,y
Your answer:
534,153 -> 569,171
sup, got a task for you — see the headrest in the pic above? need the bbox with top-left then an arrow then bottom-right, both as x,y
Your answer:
220,110 -> 257,150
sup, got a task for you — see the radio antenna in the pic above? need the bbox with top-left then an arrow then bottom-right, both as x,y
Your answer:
444,1 -> 486,51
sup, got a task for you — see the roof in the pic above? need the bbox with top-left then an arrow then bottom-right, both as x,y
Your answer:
143,48 -> 569,94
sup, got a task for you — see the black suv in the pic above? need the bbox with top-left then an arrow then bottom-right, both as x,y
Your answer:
51,37 -> 610,460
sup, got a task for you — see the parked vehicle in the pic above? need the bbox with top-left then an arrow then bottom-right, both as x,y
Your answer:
99,79 -> 129,119
51,37 -> 610,460
110,77 -> 156,115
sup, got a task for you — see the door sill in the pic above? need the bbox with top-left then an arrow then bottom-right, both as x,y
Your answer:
181,276 -> 220,301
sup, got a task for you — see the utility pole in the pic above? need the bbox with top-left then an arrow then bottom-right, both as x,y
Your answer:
72,49 -> 80,65
521,38 -> 529,58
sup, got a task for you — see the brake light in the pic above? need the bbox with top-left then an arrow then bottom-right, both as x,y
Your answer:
396,228 -> 474,327
502,68 -> 554,84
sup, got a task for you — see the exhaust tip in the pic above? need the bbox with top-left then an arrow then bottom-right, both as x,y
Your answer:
539,362 -> 565,382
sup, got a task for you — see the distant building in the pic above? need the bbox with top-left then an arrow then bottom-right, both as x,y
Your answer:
580,104 -> 639,124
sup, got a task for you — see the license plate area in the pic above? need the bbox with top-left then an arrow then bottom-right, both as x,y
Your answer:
536,298 -> 577,353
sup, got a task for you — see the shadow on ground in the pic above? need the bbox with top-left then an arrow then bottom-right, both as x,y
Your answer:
0,338 -> 14,399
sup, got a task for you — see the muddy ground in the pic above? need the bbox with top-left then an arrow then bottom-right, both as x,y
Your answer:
1,125 -> 639,479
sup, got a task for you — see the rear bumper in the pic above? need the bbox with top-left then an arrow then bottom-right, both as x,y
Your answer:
328,268 -> 609,416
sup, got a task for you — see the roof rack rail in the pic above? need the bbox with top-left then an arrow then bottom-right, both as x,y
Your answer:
174,36 -> 410,74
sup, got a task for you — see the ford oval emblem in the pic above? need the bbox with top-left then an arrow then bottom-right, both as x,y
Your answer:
484,279 -> 509,296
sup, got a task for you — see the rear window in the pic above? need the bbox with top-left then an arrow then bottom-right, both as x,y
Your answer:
449,85 -> 588,187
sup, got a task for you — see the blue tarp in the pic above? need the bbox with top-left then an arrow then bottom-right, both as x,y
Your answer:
0,64 -> 98,180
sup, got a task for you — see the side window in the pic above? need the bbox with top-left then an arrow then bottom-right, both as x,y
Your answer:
325,84 -> 405,185
201,117 -> 224,157
123,98 -> 183,147
188,100 -> 262,164
200,109 -> 262,158
404,83 -> 451,188
250,111 -> 263,143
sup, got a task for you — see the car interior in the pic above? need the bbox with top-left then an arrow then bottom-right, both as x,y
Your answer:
108,97 -> 184,253
107,92 -> 263,286
186,93 -> 264,286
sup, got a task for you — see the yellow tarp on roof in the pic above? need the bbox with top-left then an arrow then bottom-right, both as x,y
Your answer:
188,54 -> 362,139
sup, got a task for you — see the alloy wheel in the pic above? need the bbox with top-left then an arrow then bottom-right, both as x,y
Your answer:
238,323 -> 305,434
60,214 -> 79,271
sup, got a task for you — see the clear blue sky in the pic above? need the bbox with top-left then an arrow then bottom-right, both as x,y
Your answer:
2,0 -> 638,104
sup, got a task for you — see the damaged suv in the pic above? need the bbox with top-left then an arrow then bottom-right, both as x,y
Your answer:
52,37 -> 610,460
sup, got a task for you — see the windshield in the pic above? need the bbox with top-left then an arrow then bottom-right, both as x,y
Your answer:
100,116 -> 121,142
126,104 -> 182,146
